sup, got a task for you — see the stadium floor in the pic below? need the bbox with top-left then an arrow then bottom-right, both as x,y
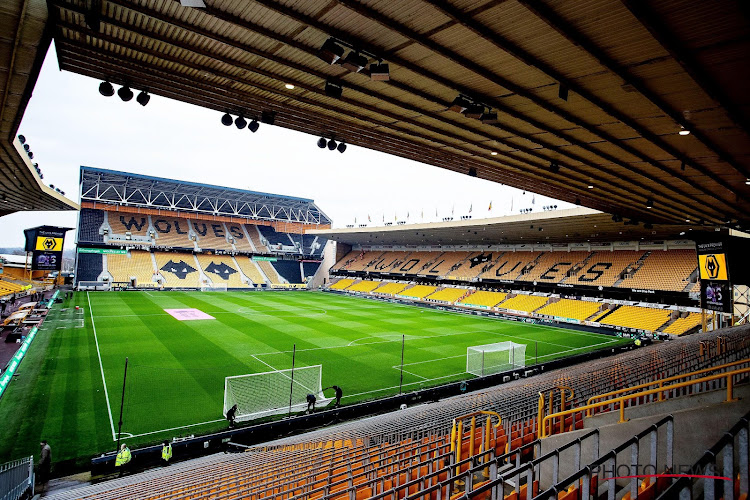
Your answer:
0,290 -> 627,469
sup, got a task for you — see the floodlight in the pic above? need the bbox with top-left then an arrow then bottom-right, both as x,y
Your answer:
221,113 -> 233,126
23,144 -> 30,152
337,142 -> 347,153
468,167 -> 477,177
17,135 -> 25,144
99,81 -> 115,97
318,38 -> 345,64
235,115 -> 247,129
248,120 -> 259,133
118,86 -> 134,101
136,90 -> 150,106
328,139 -> 338,150
317,138 -> 327,148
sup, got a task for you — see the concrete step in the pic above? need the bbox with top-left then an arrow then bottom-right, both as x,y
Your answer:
538,384 -> 750,492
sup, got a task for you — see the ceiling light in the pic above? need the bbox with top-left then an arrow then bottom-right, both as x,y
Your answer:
490,151 -> 498,156
587,185 -> 594,189
341,51 -> 368,73
221,113 -> 233,126
327,139 -> 338,151
99,81 -> 114,97
318,38 -> 345,64
248,120 -> 259,133
468,167 -> 477,177
337,142 -> 347,153
449,95 -> 472,113
136,90 -> 150,106
117,86 -> 134,102
746,178 -> 750,185
369,62 -> 390,81
685,219 -> 690,223
317,138 -> 327,149
325,80 -> 343,99
235,115 -> 247,129
678,126 -> 690,136
646,198 -> 654,208
285,83 -> 295,90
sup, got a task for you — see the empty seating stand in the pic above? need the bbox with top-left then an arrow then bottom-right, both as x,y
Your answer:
78,208 -> 105,242
272,260 -> 304,283
76,253 -> 103,282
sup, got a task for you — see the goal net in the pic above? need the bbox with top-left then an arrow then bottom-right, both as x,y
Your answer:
223,365 -> 332,421
201,283 -> 228,292
466,341 -> 526,377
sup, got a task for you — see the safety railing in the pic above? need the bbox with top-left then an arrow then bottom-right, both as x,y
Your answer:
0,456 -> 33,500
656,410 -> 749,500
586,357 -> 750,413
540,365 -> 750,438
534,416 -> 674,500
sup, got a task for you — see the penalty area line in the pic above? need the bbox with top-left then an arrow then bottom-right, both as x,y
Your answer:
87,292 -> 118,442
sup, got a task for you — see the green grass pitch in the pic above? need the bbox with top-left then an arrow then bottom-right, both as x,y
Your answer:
0,290 -> 627,470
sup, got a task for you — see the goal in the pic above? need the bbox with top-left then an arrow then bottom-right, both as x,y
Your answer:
466,342 -> 526,377
201,283 -> 228,292
223,365 -> 331,421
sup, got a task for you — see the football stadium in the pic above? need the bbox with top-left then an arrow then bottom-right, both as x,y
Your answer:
1,1 -> 750,500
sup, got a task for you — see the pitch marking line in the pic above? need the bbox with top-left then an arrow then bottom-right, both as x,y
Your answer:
87,292 -> 118,442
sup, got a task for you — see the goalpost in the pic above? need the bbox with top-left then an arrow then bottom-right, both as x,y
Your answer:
201,283 -> 228,292
466,341 -> 526,377
223,365 -> 332,422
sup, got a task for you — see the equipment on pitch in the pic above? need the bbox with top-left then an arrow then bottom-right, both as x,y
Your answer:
466,341 -> 526,377
223,365 -> 331,421
200,283 -> 228,292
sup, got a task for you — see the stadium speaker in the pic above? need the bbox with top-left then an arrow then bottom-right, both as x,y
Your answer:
549,161 -> 560,173
221,112 -> 233,126
449,95 -> 471,113
98,81 -> 115,97
463,104 -> 484,119
317,138 -> 327,149
468,167 -> 477,177
318,38 -> 345,64
337,142 -> 347,153
117,86 -> 134,102
248,120 -> 259,133
136,90 -> 150,106
341,51 -> 368,73
261,111 -> 276,125
235,115 -> 248,129
369,62 -> 390,81
325,80 -> 343,99
327,139 -> 338,151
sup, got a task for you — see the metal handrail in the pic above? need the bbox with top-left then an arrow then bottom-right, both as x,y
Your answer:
586,357 -> 750,412
541,366 -> 749,438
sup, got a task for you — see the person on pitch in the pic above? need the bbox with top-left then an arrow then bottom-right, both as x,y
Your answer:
226,404 -> 238,427
324,385 -> 343,408
306,393 -> 316,413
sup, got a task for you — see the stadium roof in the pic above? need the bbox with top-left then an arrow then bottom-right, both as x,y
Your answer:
3,1 -> 750,228
0,1 -> 78,216
309,208 -> 705,246
80,166 -> 331,224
